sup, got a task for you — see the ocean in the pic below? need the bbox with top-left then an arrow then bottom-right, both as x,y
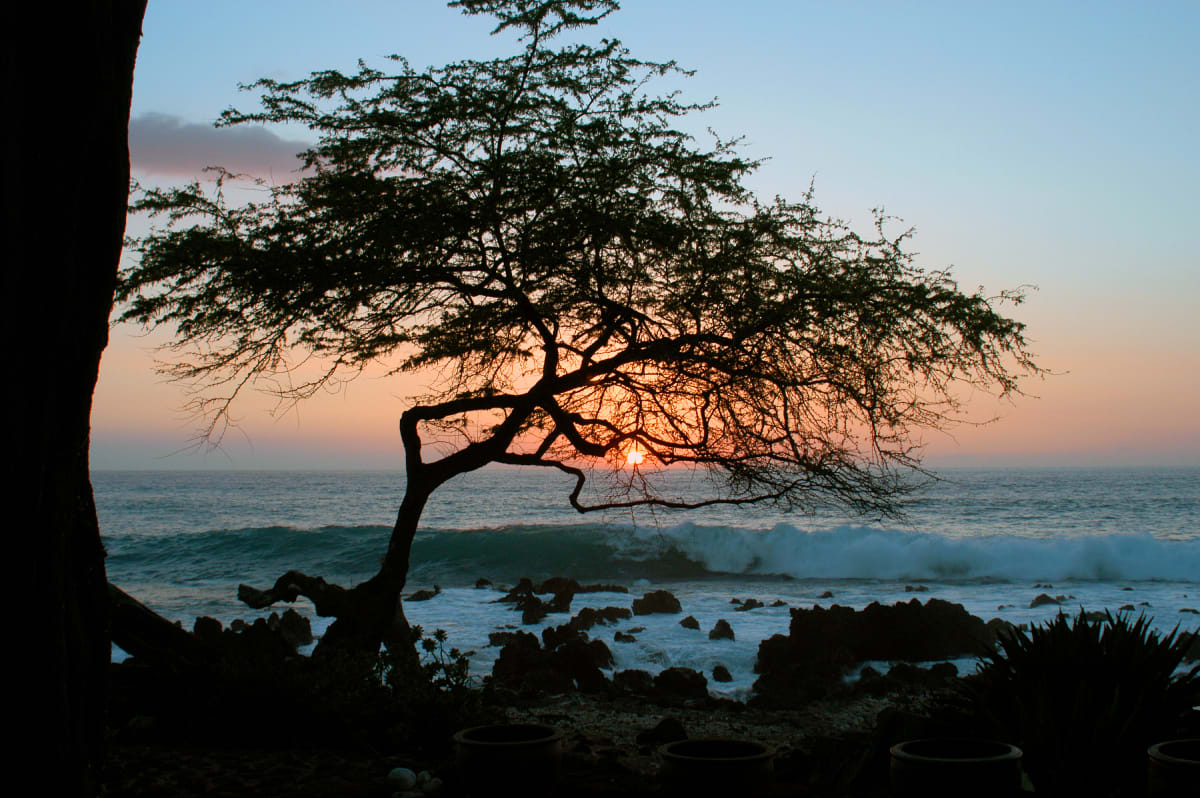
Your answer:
94,466 -> 1200,699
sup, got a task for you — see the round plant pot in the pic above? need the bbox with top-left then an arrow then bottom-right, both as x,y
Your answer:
659,738 -> 775,796
889,738 -> 1023,797
1147,738 -> 1200,796
453,723 -> 563,797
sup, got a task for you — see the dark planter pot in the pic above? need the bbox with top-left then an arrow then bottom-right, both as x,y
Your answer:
659,738 -> 775,796
453,723 -> 563,797
1147,738 -> 1200,796
889,738 -> 1023,797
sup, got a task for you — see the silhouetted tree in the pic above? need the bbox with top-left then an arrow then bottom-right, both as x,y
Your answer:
118,0 -> 1039,657
5,1 -> 147,793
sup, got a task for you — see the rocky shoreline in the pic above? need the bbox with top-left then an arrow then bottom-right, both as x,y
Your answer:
102,577 -> 1200,795
105,581 -> 1023,796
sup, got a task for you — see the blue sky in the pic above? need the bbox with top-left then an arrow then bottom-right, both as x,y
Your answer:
92,0 -> 1200,469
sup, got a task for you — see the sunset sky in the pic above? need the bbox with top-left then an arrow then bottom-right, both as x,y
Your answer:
91,0 -> 1200,470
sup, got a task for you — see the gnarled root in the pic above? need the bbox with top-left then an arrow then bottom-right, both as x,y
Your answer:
238,570 -> 413,661
238,570 -> 351,618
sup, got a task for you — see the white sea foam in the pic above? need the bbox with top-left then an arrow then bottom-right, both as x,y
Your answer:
627,523 -> 1200,582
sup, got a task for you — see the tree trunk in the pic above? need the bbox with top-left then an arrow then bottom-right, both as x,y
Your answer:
108,583 -> 211,667
5,2 -> 146,793
239,473 -> 436,661
318,476 -> 433,656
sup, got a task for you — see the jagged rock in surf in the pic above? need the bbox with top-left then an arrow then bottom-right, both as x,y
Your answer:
632,589 -> 681,615
407,585 -> 440,601
654,666 -> 708,699
709,619 -> 735,641
753,598 -> 995,707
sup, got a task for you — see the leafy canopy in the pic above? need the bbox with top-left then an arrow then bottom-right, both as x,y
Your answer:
119,0 -> 1039,515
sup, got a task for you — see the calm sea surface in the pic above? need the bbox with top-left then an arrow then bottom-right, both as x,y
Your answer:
94,466 -> 1200,698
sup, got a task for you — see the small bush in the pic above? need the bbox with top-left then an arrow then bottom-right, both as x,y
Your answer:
969,610 -> 1199,797
374,626 -> 491,748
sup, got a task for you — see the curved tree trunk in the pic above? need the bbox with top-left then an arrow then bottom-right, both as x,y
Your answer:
238,406 -> 517,661
5,2 -> 147,794
239,472 -> 436,660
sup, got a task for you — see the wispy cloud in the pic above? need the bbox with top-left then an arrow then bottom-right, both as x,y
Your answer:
129,113 -> 311,178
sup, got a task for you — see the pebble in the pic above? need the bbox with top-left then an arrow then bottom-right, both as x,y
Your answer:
387,767 -> 417,789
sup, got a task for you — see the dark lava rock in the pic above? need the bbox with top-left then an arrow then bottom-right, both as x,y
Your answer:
1185,635 -> 1200,662
555,638 -> 612,693
905,584 -> 929,593
520,594 -> 549,625
735,598 -> 764,612
708,619 -> 735,641
1120,604 -> 1136,611
636,717 -> 687,746
986,618 -> 1019,641
488,631 -> 523,647
854,661 -> 960,698
492,631 -> 612,694
1029,593 -> 1061,608
491,631 -> 546,688
541,606 -> 633,648
679,615 -> 701,630
535,576 -> 582,595
753,599 -> 994,706
632,589 -> 682,615
585,638 -> 615,669
1182,608 -> 1199,614
818,590 -> 835,599
546,591 -> 574,614
475,577 -> 492,589
192,610 -> 311,664
571,606 -> 633,630
614,669 -> 655,694
578,583 -> 629,594
614,631 -> 637,643
496,577 -> 536,603
654,667 -> 708,699
193,616 -> 223,645
541,625 -> 586,650
271,608 -> 313,649
407,585 -> 441,602
712,664 -> 733,683
771,599 -> 788,607
886,661 -> 956,684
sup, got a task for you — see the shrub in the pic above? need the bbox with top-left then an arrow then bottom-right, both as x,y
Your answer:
969,610 -> 1199,797
374,626 -> 491,747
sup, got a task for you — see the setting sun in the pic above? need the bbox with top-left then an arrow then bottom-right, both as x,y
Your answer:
625,449 -> 645,466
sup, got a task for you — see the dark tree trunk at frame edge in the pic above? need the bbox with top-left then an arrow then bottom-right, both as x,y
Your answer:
4,2 -> 146,793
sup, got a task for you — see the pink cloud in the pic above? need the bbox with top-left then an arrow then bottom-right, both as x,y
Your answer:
129,112 -> 312,178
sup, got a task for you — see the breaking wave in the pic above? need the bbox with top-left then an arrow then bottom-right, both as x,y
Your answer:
104,521 -> 1200,588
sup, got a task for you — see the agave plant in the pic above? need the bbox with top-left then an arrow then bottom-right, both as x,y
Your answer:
970,610 -> 1199,797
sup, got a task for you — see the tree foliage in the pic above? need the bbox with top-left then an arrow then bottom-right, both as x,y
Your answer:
118,0 -> 1040,652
